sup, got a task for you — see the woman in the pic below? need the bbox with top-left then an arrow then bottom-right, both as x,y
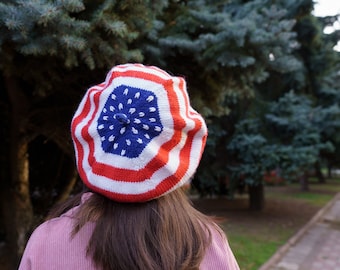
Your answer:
19,64 -> 240,270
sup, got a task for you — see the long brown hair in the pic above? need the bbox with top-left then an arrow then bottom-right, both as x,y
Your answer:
48,188 -> 215,270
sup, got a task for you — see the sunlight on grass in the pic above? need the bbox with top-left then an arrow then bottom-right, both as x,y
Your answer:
266,177 -> 340,206
290,193 -> 333,206
222,220 -> 294,270
227,233 -> 283,270
266,191 -> 333,207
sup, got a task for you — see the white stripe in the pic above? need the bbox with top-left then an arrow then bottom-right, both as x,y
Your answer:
91,77 -> 174,170
74,66 -> 207,196
83,123 -> 205,196
74,88 -> 102,181
113,64 -> 173,81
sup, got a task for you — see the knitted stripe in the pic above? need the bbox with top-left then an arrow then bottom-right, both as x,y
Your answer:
71,64 -> 207,202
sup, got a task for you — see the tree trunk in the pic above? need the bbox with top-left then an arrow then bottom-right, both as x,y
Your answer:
314,161 -> 325,183
248,184 -> 265,211
299,172 -> 309,191
327,162 -> 332,179
2,76 -> 33,268
2,141 -> 33,267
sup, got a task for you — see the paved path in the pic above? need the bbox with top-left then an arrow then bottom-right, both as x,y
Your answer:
260,193 -> 340,270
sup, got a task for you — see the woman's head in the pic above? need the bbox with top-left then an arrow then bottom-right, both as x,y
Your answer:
46,64 -> 222,270
71,64 -> 208,202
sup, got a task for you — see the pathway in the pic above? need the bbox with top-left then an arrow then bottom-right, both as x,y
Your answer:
260,193 -> 340,270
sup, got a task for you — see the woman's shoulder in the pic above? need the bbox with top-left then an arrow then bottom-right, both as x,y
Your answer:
27,192 -> 94,247
19,200 -> 96,270
200,223 -> 240,270
27,208 -> 77,248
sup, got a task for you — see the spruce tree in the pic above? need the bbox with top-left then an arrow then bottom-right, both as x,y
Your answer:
142,0 -> 302,203
265,91 -> 336,190
143,0 -> 301,116
0,0 -> 167,267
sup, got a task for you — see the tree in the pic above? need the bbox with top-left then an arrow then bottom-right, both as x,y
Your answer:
317,60 -> 340,177
142,0 -> 301,198
239,0 -> 340,193
265,91 -> 335,190
1,2 -> 340,267
227,119 -> 278,210
313,14 -> 340,178
193,116 -> 228,197
145,0 -> 301,112
0,0 -> 166,267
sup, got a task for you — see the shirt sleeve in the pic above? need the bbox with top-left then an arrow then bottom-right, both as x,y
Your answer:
18,224 -> 43,270
18,208 -> 96,270
200,225 -> 240,270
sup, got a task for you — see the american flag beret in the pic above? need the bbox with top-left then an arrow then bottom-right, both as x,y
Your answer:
71,63 -> 208,202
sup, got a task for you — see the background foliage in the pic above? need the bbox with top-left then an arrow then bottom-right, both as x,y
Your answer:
0,0 -> 339,268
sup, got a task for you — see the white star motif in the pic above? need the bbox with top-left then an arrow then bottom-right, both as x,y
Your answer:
146,96 -> 154,102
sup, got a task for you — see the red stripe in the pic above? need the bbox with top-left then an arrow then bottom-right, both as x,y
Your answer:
73,66 -> 206,202
81,69 -> 185,182
96,78 -> 205,202
151,78 -> 204,195
89,117 -> 203,202
71,86 -> 102,187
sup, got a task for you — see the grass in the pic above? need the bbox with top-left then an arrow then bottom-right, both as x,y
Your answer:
228,234 -> 283,270
285,192 -> 333,206
217,177 -> 340,270
266,178 -> 340,206
265,187 -> 334,207
223,217 -> 295,270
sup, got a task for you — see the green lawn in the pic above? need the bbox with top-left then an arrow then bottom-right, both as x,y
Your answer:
223,218 -> 295,270
220,177 -> 340,270
227,230 -> 289,270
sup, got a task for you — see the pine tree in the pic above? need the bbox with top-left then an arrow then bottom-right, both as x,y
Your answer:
142,0 -> 302,201
143,0 -> 301,117
223,0 -> 340,198
0,0 -> 167,267
265,91 -> 336,189
227,118 -> 278,210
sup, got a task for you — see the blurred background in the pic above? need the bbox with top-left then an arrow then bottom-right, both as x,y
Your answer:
0,0 -> 339,269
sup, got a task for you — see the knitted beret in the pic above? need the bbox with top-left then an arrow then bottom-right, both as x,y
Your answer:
71,63 -> 208,202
